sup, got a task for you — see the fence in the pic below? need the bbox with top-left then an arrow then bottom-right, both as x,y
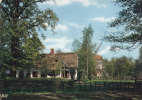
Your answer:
2,81 -> 141,93
76,81 -> 140,91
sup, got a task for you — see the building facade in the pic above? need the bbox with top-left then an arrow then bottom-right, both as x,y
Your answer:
6,49 -> 78,80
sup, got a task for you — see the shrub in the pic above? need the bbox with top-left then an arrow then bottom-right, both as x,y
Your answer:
19,70 -> 24,79
1,68 -> 7,79
2,78 -> 75,93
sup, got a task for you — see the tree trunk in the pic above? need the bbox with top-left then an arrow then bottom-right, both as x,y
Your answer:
0,0 -> 2,95
86,49 -> 88,79
10,37 -> 19,77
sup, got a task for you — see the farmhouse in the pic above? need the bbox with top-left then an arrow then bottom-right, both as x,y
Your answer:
6,49 -> 78,80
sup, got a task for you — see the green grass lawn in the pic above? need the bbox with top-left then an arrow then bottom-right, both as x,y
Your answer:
6,91 -> 140,100
87,79 -> 135,83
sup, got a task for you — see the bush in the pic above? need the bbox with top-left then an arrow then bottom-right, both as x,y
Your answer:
1,68 -> 7,79
2,78 -> 75,93
19,70 -> 24,79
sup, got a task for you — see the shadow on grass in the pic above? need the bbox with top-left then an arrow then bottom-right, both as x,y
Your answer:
6,91 -> 140,100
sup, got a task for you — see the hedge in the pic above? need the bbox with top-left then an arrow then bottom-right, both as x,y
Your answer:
2,78 -> 75,93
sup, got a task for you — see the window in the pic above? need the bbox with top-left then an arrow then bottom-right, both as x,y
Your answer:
33,71 -> 38,77
26,71 -> 31,78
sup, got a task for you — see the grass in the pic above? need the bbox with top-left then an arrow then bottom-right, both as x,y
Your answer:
87,79 -> 135,83
6,91 -> 140,100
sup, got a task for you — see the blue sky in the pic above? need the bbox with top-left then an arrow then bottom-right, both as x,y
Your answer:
38,0 -> 140,60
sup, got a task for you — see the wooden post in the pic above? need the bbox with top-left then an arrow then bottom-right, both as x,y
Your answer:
90,82 -> 92,90
124,82 -> 126,89
140,81 -> 142,100
109,82 -> 110,90
79,81 -> 81,90
95,82 -> 96,91
117,82 -> 118,90
120,81 -> 121,90
104,82 -> 105,90
85,82 -> 86,90
112,82 -> 114,90
128,82 -> 129,89
63,83 -> 64,92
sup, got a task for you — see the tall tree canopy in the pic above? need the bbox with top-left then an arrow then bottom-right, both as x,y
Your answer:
104,56 -> 135,79
0,0 -> 59,71
72,24 -> 97,80
135,47 -> 142,77
103,0 -> 142,50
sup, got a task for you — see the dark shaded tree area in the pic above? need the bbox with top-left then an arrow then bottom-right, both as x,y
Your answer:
0,0 -> 59,75
104,56 -> 135,79
135,47 -> 142,78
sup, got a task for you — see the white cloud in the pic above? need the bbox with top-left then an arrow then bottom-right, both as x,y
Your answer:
56,24 -> 69,31
42,37 -> 73,52
45,0 -> 71,6
98,46 -> 111,55
91,17 -> 115,22
45,0 -> 107,8
45,23 -> 69,31
69,23 -> 84,28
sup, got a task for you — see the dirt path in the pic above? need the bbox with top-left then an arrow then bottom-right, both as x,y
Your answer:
5,91 -> 140,100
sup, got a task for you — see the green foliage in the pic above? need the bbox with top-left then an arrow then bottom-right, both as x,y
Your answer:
72,24 -> 97,80
103,0 -> 142,50
103,59 -> 115,76
56,49 -> 62,53
2,78 -> 75,93
135,46 -> 142,77
1,0 -> 59,72
104,56 -> 135,78
19,70 -> 24,79
54,59 -> 62,77
69,68 -> 75,80
1,68 -> 7,79
39,56 -> 62,77
39,56 -> 53,76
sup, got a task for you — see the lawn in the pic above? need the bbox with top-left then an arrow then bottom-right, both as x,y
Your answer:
6,91 -> 140,100
87,79 -> 135,83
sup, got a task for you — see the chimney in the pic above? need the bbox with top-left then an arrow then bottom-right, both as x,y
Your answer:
50,48 -> 54,56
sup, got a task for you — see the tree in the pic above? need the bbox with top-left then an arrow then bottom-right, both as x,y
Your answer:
72,24 -> 97,80
56,49 -> 62,53
135,46 -> 142,78
104,56 -> 135,79
0,0 -> 59,75
38,55 -> 62,77
19,70 -> 24,79
103,0 -> 142,50
0,68 -> 7,79
103,58 -> 115,77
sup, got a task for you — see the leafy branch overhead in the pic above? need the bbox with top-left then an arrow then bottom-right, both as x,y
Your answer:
0,0 -> 59,71
103,0 -> 142,50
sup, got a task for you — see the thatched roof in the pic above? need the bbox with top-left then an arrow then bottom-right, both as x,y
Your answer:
55,52 -> 78,68
37,52 -> 78,68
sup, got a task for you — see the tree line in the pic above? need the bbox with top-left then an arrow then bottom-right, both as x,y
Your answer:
103,47 -> 142,79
